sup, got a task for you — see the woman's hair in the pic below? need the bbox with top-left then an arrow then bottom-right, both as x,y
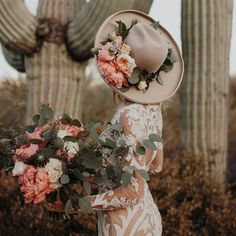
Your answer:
113,91 -> 168,109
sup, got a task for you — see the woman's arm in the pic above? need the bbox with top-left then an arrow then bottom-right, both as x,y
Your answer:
88,109 -> 146,211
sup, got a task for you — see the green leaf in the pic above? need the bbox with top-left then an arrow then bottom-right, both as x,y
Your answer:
83,180 -> 91,195
42,130 -> 52,139
61,114 -> 72,125
118,86 -> 129,93
143,139 -> 157,151
39,104 -> 54,123
149,134 -> 163,142
104,138 -> 117,149
32,114 -> 40,126
78,196 -> 92,213
121,171 -> 131,186
71,119 -> 82,127
156,75 -> 164,86
60,174 -> 70,185
16,135 -> 27,145
25,125 -> 35,133
128,68 -> 141,85
137,169 -> 150,181
110,122 -> 122,132
30,139 -> 43,144
161,64 -> 174,73
116,20 -> 128,39
169,50 -> 178,63
118,139 -> 126,147
106,165 -> 115,178
152,21 -> 160,30
54,137 -> 64,148
65,199 -> 73,215
115,147 -> 127,157
136,145 -> 146,155
90,129 -> 99,140
83,153 -> 102,169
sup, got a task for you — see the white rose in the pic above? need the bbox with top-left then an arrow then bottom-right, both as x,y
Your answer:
138,80 -> 147,90
64,141 -> 79,155
57,129 -> 71,139
12,161 -> 27,176
120,43 -> 131,54
45,158 -> 63,189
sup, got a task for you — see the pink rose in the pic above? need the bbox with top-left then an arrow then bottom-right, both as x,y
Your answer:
116,54 -> 136,78
34,169 -> 54,204
15,143 -> 39,162
98,42 -> 115,62
98,61 -> 128,89
98,61 -> 116,78
58,124 -> 84,137
19,166 -> 54,204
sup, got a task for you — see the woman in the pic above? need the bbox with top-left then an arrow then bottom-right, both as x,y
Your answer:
88,10 -> 184,236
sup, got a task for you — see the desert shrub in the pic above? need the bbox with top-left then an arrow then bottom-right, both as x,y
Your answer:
0,78 -> 236,235
149,155 -> 236,236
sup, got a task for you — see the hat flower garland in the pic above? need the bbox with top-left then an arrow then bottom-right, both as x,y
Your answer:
92,20 -> 178,93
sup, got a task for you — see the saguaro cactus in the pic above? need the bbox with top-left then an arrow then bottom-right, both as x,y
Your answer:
180,0 -> 233,183
0,0 -> 153,123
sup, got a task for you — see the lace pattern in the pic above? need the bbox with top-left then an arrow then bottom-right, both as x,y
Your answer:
89,103 -> 163,236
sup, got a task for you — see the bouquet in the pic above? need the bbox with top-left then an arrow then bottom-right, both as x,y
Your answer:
2,105 -> 158,215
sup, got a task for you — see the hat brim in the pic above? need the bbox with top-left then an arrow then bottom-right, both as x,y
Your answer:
94,10 -> 184,104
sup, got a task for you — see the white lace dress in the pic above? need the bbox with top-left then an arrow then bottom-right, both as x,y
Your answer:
89,103 -> 163,236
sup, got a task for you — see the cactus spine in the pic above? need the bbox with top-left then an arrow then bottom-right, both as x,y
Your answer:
180,0 -> 233,183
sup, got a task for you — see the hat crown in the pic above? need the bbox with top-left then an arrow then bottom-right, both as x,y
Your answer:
125,23 -> 168,73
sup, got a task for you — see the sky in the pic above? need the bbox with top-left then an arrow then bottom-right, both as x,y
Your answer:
0,0 -> 235,80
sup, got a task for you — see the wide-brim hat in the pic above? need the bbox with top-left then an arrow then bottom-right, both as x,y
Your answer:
94,10 -> 184,104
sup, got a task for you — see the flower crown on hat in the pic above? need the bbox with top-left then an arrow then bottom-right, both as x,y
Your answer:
92,20 -> 177,93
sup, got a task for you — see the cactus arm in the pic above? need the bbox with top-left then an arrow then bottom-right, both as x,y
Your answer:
0,0 -> 38,54
2,46 -> 25,73
66,0 -> 153,61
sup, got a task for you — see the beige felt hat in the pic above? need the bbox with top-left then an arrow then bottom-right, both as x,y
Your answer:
94,10 -> 184,104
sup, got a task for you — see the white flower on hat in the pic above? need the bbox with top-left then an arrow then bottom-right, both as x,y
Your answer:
45,158 -> 63,189
138,80 -> 147,90
12,161 -> 27,176
120,43 -> 131,54
64,141 -> 79,155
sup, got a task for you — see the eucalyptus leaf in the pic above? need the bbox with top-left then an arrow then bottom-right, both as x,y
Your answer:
78,196 -> 92,213
30,139 -> 43,144
25,125 -> 35,133
60,174 -> 70,185
106,165 -> 115,178
40,104 -> 54,121
42,130 -> 52,139
156,75 -> 164,86
169,50 -> 178,63
16,135 -> 27,145
54,137 -> 64,148
149,134 -> 163,142
83,180 -> 91,195
118,139 -> 126,147
136,145 -> 146,155
137,169 -> 150,181
119,86 -> 129,93
32,114 -> 40,125
143,139 -> 157,151
65,199 -> 74,215
128,68 -> 141,85
121,171 -> 131,186
104,138 -> 117,149
115,147 -> 127,157
110,122 -> 122,132
152,21 -> 160,30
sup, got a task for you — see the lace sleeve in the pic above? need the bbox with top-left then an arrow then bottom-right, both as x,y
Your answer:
88,108 -> 145,210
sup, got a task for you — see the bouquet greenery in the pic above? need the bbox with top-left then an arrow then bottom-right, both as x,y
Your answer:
1,104 -> 161,216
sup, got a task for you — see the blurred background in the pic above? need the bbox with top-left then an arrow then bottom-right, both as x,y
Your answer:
0,0 -> 235,235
